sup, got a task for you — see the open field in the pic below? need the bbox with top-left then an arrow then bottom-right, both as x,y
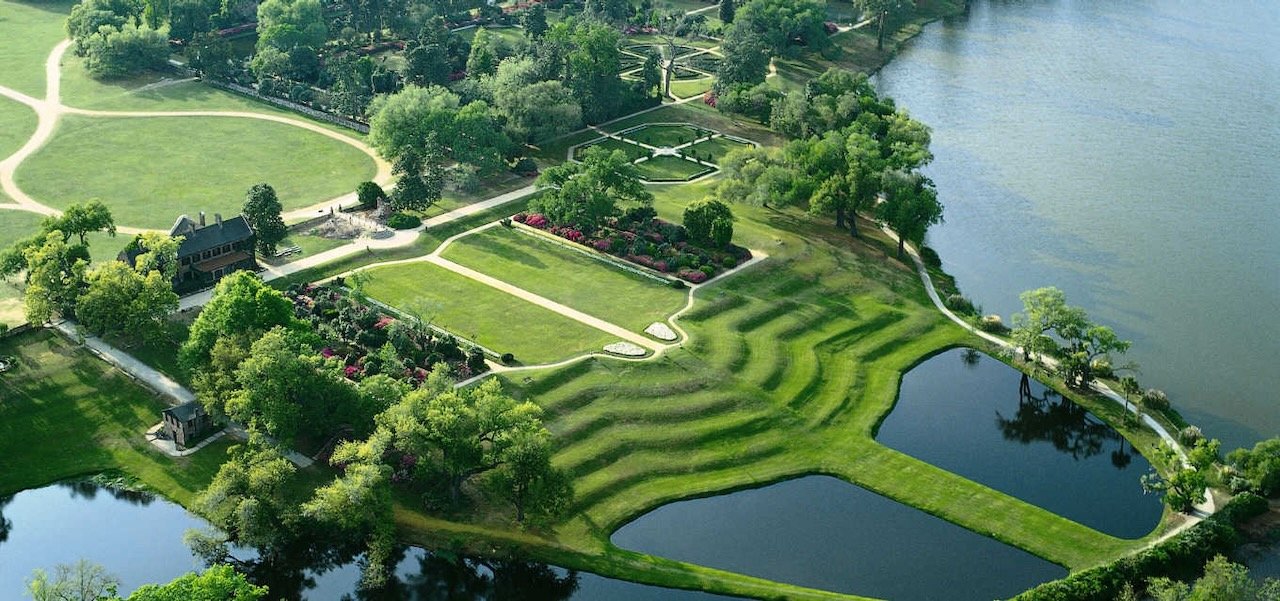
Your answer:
261,231 -> 348,265
442,225 -> 688,333
0,0 -> 72,96
16,115 -> 376,229
0,98 -> 36,160
360,260 -> 619,365
635,155 -> 712,181
0,329 -> 231,503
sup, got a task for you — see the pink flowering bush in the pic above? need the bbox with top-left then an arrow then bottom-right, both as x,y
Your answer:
525,213 -> 549,228
677,269 -> 709,283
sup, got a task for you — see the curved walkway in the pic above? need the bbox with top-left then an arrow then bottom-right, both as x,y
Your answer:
0,40 -> 391,233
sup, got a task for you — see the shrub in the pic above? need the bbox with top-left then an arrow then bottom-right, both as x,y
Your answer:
386,213 -> 422,229
920,246 -> 943,269
83,24 -> 169,79
945,294 -> 976,315
500,218 -> 512,228
356,181 -> 387,209
511,157 -> 539,176
721,256 -> 737,268
500,352 -> 515,365
677,269 -> 708,284
669,279 -> 687,289
1143,388 -> 1171,412
699,265 -> 716,277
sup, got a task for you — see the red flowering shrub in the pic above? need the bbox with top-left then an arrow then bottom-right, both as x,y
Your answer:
374,315 -> 395,329
512,213 -> 528,223
592,238 -> 612,251
525,214 -> 548,228
677,269 -> 709,283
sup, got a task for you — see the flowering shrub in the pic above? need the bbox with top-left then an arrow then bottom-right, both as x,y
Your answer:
678,269 -> 709,283
525,213 -> 548,228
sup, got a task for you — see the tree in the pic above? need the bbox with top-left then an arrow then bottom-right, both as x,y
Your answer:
652,9 -> 704,99
180,270 -> 300,368
83,24 -> 170,79
404,39 -> 450,87
356,181 -> 387,209
26,560 -> 119,601
856,0 -> 909,50
125,565 -> 267,600
77,259 -> 178,343
876,169 -> 943,258
532,146 -> 653,229
489,429 -> 572,523
242,183 -> 287,255
719,0 -> 735,24
188,31 -> 233,80
44,200 -> 117,246
1010,287 -> 1088,362
683,199 -> 735,248
521,3 -> 547,39
194,440 -> 299,553
367,85 -> 513,173
390,146 -> 445,212
640,49 -> 662,98
733,0 -> 828,56
563,20 -> 625,123
1058,323 -> 1131,386
66,0 -> 141,53
490,59 -> 583,143
1226,437 -> 1280,496
1142,462 -> 1206,513
714,24 -> 770,94
466,27 -> 498,76
22,232 -> 89,324
255,0 -> 327,54
168,0 -> 218,43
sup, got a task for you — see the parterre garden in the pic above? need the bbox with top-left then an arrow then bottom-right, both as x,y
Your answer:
569,122 -> 755,183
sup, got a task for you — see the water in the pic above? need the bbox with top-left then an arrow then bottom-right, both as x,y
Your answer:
0,483 -> 730,600
877,348 -> 1163,538
874,0 -> 1280,452
611,475 -> 1066,600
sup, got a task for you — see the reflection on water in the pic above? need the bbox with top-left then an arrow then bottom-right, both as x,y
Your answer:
877,348 -> 1161,538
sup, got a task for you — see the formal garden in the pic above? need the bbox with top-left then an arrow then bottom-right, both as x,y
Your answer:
569,122 -> 755,183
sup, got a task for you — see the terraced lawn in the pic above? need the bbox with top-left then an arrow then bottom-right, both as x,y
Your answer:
17,115 -> 376,229
441,225 -> 688,333
360,261 -> 618,365
634,155 -> 713,181
0,0 -> 72,97
0,329 -> 231,502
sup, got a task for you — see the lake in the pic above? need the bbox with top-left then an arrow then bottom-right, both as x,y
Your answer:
874,0 -> 1280,452
877,347 -> 1163,538
611,475 -> 1065,600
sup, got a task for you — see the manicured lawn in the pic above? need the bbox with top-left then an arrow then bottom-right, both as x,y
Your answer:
0,329 -> 230,503
0,98 -> 36,160
573,136 -> 651,162
0,0 -> 73,97
261,231 -> 348,265
634,155 -> 713,181
103,318 -> 191,387
441,225 -> 688,333
669,77 -> 715,99
360,261 -> 617,365
623,124 -> 706,148
685,135 -> 752,164
17,115 -> 376,229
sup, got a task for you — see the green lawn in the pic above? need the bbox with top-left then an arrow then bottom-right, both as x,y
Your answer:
442,225 -> 687,333
102,318 -> 191,387
0,97 -> 36,160
0,0 -> 73,97
623,124 -> 706,148
261,231 -> 347,265
634,155 -> 713,181
17,115 -> 376,230
0,329 -> 230,503
573,136 -> 651,162
669,77 -> 715,99
360,261 -> 617,365
685,136 -> 752,164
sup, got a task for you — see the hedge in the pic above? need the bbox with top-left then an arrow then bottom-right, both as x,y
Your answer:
1014,493 -> 1269,601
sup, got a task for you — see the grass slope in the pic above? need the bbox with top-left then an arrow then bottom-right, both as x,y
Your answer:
17,115 -> 376,229
0,329 -> 229,503
441,225 -> 687,333
360,260 -> 617,365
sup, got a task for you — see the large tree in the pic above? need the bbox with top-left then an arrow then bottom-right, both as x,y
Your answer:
242,183 -> 288,256
733,0 -> 828,56
856,0 -> 910,51
255,0 -> 326,53
491,58 -> 582,143
22,232 -> 89,324
193,440 -> 300,553
714,23 -> 770,94
367,84 -> 512,174
561,20 -> 625,123
77,238 -> 179,343
876,169 -> 943,258
44,200 -> 117,246
180,270 -> 300,368
532,146 -> 653,229
83,24 -> 169,79
1009,287 -> 1089,362
683,199 -> 735,248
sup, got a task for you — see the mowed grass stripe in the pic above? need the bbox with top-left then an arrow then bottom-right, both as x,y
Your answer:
442,225 -> 687,332
360,261 -> 617,365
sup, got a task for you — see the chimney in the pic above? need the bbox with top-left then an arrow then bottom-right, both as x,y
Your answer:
214,213 -> 222,228
198,211 -> 206,226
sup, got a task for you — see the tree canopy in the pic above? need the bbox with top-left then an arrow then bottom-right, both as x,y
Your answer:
180,270 -> 301,368
532,146 -> 653,229
243,183 -> 288,255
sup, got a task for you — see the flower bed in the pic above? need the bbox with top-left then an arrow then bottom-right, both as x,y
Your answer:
285,283 -> 488,384
511,208 -> 751,284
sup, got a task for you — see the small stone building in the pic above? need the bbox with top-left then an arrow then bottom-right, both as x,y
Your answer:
162,401 -> 214,449
121,212 -> 258,293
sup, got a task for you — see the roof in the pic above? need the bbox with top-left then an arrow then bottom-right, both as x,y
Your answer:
163,401 -> 206,422
192,251 -> 252,272
169,214 -> 255,257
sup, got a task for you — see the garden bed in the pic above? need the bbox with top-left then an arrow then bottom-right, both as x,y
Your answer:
634,155 -> 714,182
512,209 -> 752,284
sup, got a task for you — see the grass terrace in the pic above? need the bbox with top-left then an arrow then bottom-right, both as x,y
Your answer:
17,116 -> 377,229
634,155 -> 713,182
0,329 -> 231,502
359,260 -> 619,365
441,225 -> 688,333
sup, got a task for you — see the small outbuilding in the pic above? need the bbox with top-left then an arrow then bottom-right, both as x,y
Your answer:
162,401 -> 214,449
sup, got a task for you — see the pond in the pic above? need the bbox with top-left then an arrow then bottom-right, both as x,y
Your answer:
611,475 -> 1066,600
876,348 -> 1163,539
0,483 -> 731,600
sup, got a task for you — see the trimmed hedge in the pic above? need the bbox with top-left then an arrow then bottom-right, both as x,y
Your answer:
387,213 -> 421,230
1014,493 -> 1269,601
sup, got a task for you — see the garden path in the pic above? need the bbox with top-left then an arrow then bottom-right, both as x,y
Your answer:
0,40 -> 392,234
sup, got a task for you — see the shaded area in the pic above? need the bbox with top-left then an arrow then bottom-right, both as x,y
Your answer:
877,348 -> 1161,538
611,475 -> 1065,600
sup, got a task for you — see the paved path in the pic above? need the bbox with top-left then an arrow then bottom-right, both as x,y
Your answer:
50,319 -> 195,405
0,40 -> 391,232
